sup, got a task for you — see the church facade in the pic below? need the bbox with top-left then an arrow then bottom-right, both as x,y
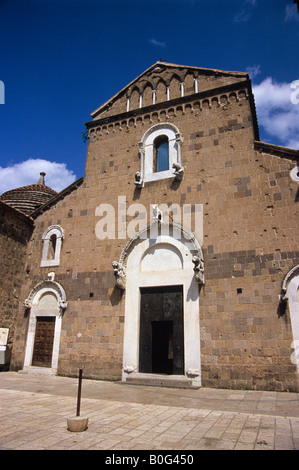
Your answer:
7,62 -> 299,391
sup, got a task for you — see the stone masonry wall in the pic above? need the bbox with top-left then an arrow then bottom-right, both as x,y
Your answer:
11,82 -> 299,390
0,203 -> 33,368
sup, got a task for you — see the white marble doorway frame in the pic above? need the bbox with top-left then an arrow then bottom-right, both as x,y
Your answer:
121,222 -> 203,387
23,279 -> 67,373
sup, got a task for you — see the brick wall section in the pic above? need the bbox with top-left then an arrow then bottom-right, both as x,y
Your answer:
10,76 -> 299,390
0,202 -> 33,367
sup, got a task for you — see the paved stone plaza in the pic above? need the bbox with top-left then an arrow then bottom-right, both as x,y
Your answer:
0,372 -> 299,450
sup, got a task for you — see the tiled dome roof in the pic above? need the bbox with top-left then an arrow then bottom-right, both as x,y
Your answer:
0,172 -> 57,215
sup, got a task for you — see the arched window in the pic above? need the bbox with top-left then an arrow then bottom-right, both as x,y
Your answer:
40,225 -> 64,267
154,135 -> 169,172
139,123 -> 182,184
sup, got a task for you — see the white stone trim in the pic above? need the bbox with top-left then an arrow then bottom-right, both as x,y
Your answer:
152,89 -> 156,105
122,227 -> 202,387
138,123 -> 183,184
180,82 -> 184,97
112,221 -> 204,290
23,280 -> 67,372
285,268 -> 299,374
290,166 -> 299,183
40,225 -> 64,267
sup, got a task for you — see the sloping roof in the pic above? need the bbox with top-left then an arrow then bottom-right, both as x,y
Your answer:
254,141 -> 299,160
1,183 -> 56,196
0,199 -> 34,224
30,176 -> 84,219
0,173 -> 58,216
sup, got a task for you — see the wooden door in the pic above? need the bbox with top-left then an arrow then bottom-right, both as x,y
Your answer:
32,317 -> 55,367
139,286 -> 184,375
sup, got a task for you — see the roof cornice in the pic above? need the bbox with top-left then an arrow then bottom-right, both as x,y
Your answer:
254,141 -> 299,160
30,177 -> 84,219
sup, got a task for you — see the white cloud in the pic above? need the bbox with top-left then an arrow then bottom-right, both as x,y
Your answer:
246,64 -> 261,80
285,4 -> 299,22
0,158 -> 77,195
234,0 -> 256,22
253,77 -> 299,150
149,38 -> 166,48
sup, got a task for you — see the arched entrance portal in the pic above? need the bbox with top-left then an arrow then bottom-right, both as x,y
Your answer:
120,222 -> 203,387
23,277 -> 67,373
282,265 -> 299,376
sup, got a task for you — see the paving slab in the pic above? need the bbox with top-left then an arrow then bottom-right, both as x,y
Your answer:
0,371 -> 299,451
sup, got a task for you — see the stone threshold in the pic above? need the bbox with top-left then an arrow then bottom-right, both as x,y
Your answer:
18,366 -> 57,376
124,373 -> 201,389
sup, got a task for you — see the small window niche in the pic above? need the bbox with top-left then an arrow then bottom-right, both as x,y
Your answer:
138,123 -> 183,184
41,225 -> 64,267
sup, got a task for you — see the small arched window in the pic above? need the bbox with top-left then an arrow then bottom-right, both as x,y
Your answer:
40,225 -> 64,267
139,123 -> 182,184
154,135 -> 169,172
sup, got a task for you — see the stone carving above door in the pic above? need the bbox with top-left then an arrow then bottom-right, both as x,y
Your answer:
112,221 -> 204,290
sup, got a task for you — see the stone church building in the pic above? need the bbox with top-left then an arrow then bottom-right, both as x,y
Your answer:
1,61 -> 299,391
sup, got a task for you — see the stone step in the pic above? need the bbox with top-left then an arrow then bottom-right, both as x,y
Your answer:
18,366 -> 57,376
124,373 -> 200,389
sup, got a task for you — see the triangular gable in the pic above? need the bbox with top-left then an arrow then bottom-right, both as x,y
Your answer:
90,61 -> 249,120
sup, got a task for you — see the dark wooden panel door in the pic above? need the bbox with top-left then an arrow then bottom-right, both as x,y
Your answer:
139,286 -> 184,375
32,317 -> 55,367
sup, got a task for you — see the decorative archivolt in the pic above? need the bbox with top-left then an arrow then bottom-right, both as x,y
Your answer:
280,264 -> 299,301
139,121 -> 181,145
24,276 -> 67,312
42,225 -> 64,240
112,220 -> 204,290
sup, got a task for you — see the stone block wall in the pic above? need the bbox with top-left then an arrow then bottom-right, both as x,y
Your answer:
0,202 -> 33,368
10,78 -> 299,391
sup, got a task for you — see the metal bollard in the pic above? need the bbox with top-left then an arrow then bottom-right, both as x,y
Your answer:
76,368 -> 83,417
67,368 -> 88,432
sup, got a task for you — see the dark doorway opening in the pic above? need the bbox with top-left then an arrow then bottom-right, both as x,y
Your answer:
139,285 -> 184,375
152,321 -> 173,374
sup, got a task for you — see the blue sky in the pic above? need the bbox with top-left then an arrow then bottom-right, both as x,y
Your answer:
0,0 -> 299,193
